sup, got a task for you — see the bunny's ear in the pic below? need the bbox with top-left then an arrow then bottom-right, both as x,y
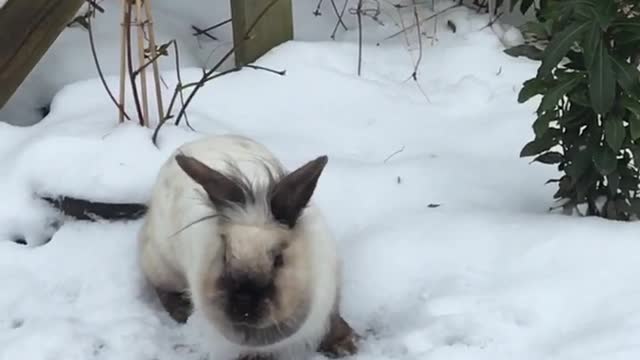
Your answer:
270,155 -> 328,228
175,154 -> 246,206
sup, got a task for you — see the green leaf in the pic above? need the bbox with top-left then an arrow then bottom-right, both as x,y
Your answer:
533,151 -> 564,164
504,45 -> 544,61
593,146 -> 618,176
559,108 -> 589,128
520,21 -> 550,40
622,96 -> 640,117
540,21 -> 590,75
632,145 -> 640,165
538,75 -> 583,113
533,111 -> 555,136
620,174 -> 639,192
566,148 -> 592,178
520,131 -> 558,157
631,198 -> 640,217
582,21 -> 601,68
615,30 -> 640,46
567,88 -> 591,107
518,78 -> 550,103
587,39 -> 616,115
520,0 -> 535,14
622,97 -> 640,140
630,116 -> 640,141
593,0 -> 616,30
607,172 -> 620,196
604,114 -> 625,152
611,56 -> 640,97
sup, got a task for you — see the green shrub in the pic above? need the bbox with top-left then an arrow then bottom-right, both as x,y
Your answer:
504,0 -> 640,220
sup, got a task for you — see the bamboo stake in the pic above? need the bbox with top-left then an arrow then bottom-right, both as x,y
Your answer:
143,0 -> 164,126
118,0 -> 128,123
134,0 -> 149,127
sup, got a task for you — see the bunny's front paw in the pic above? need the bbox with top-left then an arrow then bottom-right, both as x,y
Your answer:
318,312 -> 360,358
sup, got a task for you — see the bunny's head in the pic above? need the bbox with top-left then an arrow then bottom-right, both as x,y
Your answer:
175,154 -> 329,347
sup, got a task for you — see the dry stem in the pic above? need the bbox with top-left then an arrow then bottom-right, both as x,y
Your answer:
143,0 -> 165,125
87,8 -> 131,121
171,0 -> 282,126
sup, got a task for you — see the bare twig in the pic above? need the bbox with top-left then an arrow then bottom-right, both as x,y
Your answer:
191,25 -> 218,41
134,0 -> 150,126
132,43 -> 169,78
124,1 -> 145,125
314,0 -> 325,15
172,0 -> 282,126
87,9 -> 131,120
192,19 -> 232,36
170,40 -> 193,131
155,63 -> 286,145
143,0 -> 165,127
384,146 -> 405,162
356,0 -> 364,76
411,0 -> 423,81
245,64 -> 286,75
381,2 -> 462,42
331,0 -> 350,39
85,0 -> 105,13
330,0 -> 349,30
119,0 -> 127,123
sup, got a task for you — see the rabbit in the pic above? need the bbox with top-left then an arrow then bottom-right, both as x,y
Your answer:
137,134 -> 359,360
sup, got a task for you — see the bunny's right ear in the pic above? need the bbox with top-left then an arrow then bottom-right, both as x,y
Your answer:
175,154 -> 246,206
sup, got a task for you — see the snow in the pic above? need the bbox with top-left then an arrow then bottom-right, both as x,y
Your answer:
0,0 -> 341,126
2,1 -> 640,360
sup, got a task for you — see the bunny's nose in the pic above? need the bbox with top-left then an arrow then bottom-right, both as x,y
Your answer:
228,290 -> 260,323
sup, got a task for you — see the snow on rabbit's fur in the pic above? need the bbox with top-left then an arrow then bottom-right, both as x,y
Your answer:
2,2 -> 640,360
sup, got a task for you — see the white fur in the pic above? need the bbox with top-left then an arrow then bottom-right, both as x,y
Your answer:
138,134 -> 340,358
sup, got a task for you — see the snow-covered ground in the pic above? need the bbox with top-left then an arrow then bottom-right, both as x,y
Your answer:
2,1 -> 640,360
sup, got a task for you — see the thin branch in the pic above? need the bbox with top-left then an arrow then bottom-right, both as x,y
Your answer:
330,0 -> 348,30
153,68 -> 241,144
171,40 -> 194,132
172,0 -> 282,125
381,2 -> 462,42
331,0 -> 350,39
155,63 -> 286,145
85,0 -> 105,13
245,64 -> 286,75
383,146 -> 405,163
132,43 -> 169,78
410,0 -> 423,81
191,25 -> 218,41
124,1 -> 145,125
87,9 -> 131,120
192,19 -> 232,36
314,0 -> 325,15
357,0 -> 364,76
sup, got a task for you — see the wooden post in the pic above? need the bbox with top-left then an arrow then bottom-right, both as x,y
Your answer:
230,0 -> 293,67
0,0 -> 85,109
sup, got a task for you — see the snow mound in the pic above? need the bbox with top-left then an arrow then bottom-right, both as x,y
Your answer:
2,6 -> 640,360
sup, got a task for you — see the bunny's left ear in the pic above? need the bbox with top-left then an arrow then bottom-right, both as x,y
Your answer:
269,155 -> 328,228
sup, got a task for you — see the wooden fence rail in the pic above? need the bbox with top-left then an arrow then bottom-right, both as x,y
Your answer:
0,0 -> 294,112
0,0 -> 86,109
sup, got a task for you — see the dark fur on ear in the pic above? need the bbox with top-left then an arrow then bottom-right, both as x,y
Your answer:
175,154 -> 246,208
269,155 -> 328,228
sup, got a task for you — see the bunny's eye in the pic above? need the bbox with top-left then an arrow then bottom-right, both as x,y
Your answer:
273,253 -> 284,268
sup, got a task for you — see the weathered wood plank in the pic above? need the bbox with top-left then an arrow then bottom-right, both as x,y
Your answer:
230,0 -> 293,67
0,0 -> 85,109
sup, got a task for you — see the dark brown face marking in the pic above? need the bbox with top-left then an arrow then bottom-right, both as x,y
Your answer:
219,271 -> 275,325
